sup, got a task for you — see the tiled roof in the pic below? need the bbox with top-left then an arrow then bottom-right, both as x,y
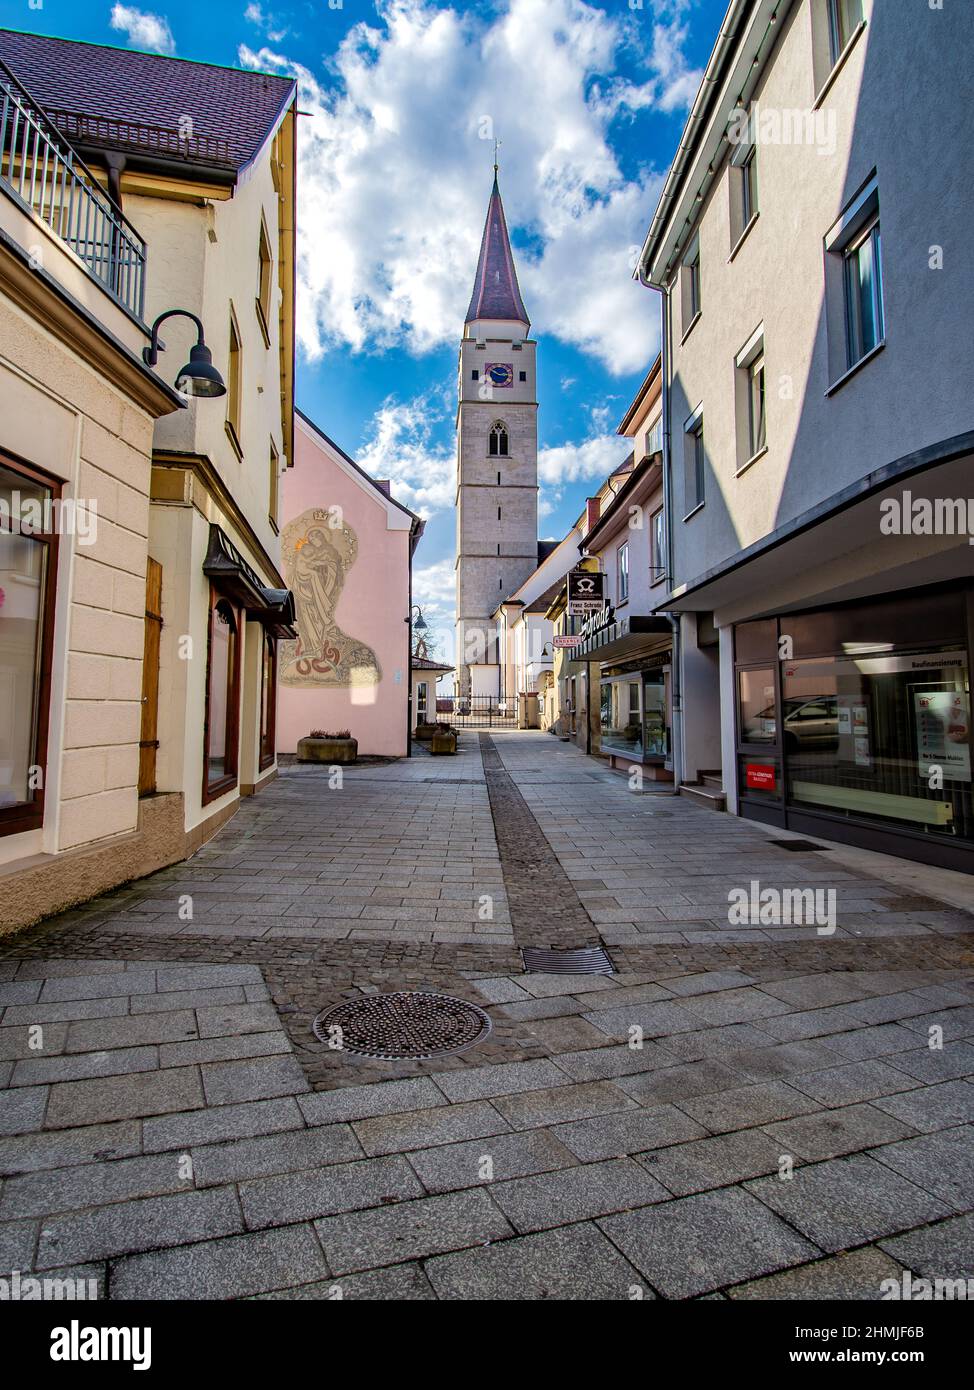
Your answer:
0,29 -> 295,173
465,175 -> 529,327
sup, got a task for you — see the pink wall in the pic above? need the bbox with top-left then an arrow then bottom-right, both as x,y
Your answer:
276,417 -> 413,756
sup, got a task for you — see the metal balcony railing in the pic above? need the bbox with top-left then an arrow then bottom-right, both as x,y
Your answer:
0,57 -> 147,321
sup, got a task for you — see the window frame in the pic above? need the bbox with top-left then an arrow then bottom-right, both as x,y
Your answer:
748,352 -> 767,457
843,218 -> 884,369
268,439 -> 280,534
202,587 -> 242,804
0,450 -> 60,838
681,236 -> 702,337
225,307 -> 243,460
617,541 -> 630,604
683,405 -> 705,517
827,0 -> 863,66
650,507 -> 666,586
488,422 -> 510,458
259,627 -> 276,773
256,216 -> 273,348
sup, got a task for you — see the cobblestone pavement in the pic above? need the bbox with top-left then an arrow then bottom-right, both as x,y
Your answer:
1,732 -> 973,1299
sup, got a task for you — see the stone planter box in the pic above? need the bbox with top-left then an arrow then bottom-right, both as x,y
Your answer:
415,722 -> 439,741
430,729 -> 457,755
296,735 -> 358,764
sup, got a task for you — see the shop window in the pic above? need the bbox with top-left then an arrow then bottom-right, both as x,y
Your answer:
259,628 -> 276,772
226,310 -> 243,458
0,456 -> 58,837
783,649 -> 972,840
203,590 -> 241,801
617,542 -> 629,604
650,508 -> 666,585
488,422 -> 509,457
600,677 -> 643,759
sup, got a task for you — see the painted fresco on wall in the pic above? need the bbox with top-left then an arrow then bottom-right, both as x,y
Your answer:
279,508 -> 381,688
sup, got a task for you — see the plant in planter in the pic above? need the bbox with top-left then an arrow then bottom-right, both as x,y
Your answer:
430,726 -> 457,755
296,728 -> 358,763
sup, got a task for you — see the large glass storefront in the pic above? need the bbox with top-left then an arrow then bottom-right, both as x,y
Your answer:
734,584 -> 974,867
600,654 -> 671,763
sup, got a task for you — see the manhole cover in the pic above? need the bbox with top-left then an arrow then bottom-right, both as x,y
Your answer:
767,839 -> 833,852
521,946 -> 614,975
311,991 -> 492,1059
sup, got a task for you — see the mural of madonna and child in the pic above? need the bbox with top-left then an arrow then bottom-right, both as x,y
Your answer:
279,509 -> 380,689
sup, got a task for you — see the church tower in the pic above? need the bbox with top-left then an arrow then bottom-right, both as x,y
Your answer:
455,171 -> 539,700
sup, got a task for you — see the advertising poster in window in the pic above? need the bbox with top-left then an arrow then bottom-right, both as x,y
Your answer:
915,690 -> 971,783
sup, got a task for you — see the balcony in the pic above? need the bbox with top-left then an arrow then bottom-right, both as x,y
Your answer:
0,57 -> 147,322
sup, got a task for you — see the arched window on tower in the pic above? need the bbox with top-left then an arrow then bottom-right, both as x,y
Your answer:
488,422 -> 509,457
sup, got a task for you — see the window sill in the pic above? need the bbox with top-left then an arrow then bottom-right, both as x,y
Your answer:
681,310 -> 702,346
225,420 -> 244,460
736,445 -> 769,477
255,299 -> 271,349
682,501 -> 705,523
825,340 -> 885,397
268,515 -> 279,536
813,20 -> 867,110
728,213 -> 760,264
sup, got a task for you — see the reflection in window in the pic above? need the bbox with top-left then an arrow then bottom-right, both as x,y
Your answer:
739,668 -> 777,744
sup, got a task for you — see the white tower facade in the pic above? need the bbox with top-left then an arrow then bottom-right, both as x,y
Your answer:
455,175 -> 538,700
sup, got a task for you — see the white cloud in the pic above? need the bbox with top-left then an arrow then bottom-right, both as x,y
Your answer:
110,4 -> 176,55
356,393 -> 456,519
538,431 -> 631,488
244,3 -> 289,43
238,0 -> 694,375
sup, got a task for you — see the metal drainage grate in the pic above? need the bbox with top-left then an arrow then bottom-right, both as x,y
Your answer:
521,946 -> 614,976
768,839 -> 833,852
311,991 -> 492,1060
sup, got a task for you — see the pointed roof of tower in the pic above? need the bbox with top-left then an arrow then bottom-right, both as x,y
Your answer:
465,174 -> 530,328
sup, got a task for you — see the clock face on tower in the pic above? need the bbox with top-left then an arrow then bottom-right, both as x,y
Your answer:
485,362 -> 514,388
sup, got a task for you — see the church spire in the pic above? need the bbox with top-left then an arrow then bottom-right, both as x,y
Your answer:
464,171 -> 530,329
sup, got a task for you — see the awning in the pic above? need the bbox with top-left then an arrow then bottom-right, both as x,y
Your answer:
203,524 -> 297,638
574,613 -> 672,662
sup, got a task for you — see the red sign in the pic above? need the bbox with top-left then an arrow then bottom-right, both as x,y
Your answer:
553,636 -> 581,648
746,763 -> 776,792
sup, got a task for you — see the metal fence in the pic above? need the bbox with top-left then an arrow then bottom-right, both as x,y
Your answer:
440,696 -> 517,729
0,58 -> 147,321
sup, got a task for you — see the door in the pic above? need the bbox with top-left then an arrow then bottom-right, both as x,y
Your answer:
138,557 -> 163,797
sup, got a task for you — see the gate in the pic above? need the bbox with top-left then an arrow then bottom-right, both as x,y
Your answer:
442,696 -> 517,729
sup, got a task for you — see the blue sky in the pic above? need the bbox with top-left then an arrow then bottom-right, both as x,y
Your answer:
0,0 -> 728,653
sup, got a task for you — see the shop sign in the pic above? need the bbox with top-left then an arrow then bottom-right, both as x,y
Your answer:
746,763 -> 777,791
578,604 -> 615,640
568,569 -> 605,615
553,635 -> 581,648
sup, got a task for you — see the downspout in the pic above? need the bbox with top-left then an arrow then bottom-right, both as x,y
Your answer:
639,264 -> 682,795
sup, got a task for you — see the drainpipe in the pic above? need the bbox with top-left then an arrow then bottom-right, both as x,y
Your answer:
639,262 -> 683,795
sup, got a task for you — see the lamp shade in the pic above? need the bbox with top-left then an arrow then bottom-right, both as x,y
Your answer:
176,342 -> 226,398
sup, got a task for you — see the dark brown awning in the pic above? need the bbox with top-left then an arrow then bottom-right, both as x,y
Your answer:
203,524 -> 297,638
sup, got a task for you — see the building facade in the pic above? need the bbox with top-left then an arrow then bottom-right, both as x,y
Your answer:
574,359 -> 674,779
455,173 -> 538,700
637,0 -> 974,869
275,410 -> 423,758
0,31 -> 298,930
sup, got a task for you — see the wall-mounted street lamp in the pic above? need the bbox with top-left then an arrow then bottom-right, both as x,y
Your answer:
410,604 -> 428,633
409,604 -> 429,660
143,310 -> 226,398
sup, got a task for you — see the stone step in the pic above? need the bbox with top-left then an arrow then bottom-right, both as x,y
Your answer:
679,781 -> 727,812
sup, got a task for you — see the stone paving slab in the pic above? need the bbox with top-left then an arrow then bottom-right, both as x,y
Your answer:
1,732 -> 972,1300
